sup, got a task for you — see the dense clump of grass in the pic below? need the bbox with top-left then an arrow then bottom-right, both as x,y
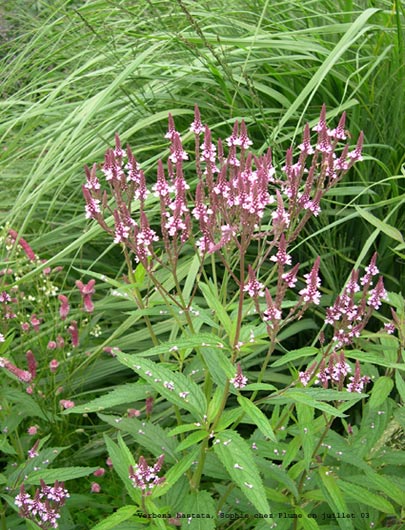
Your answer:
0,0 -> 403,377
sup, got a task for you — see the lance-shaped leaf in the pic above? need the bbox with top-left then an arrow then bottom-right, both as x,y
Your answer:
28,467 -> 98,484
104,434 -> 140,503
116,352 -> 207,420
318,467 -> 354,530
199,282 -> 233,336
66,382 -> 152,413
181,490 -> 217,530
91,506 -> 139,530
213,430 -> 271,518
237,396 -> 276,442
338,479 -> 394,513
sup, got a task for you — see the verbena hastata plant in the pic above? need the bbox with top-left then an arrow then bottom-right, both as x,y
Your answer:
78,106 -> 405,529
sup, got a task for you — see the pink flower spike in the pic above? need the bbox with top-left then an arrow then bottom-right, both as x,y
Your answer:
298,123 -> 315,154
128,408 -> 141,417
226,120 -> 239,147
58,295 -> 70,321
27,426 -> 38,436
145,396 -> 154,415
21,322 -> 30,333
106,457 -> 113,468
49,359 -> 59,373
26,350 -> 37,379
114,132 -> 125,158
299,257 -> 321,305
30,314 -> 41,332
367,276 -> 387,310
244,265 -> 265,298
384,322 -> 395,334
348,131 -> 364,161
8,229 -> 36,262
165,113 -> 177,140
67,321 -> 79,347
190,104 -> 204,134
282,263 -> 300,288
263,288 -> 282,323
76,279 -> 96,296
230,363 -> 248,389
360,252 -> 379,286
129,454 -> 166,492
270,234 -> 292,266
328,111 -> 347,140
76,279 -> 96,313
27,440 -> 40,459
91,482 -> 101,493
59,399 -> 75,409
238,120 -> 253,149
93,468 -> 105,477
312,103 -> 327,132
0,357 -> 32,383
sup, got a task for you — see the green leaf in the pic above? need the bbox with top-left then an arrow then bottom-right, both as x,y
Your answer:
99,414 -> 178,462
318,467 -> 354,530
363,469 -> 405,507
128,333 -> 227,359
355,206 -> 404,243
0,435 -> 16,455
116,353 -> 207,420
176,431 -> 208,453
28,467 -> 98,484
268,390 -> 347,417
104,434 -> 140,503
199,346 -> 234,388
296,403 -> 315,471
134,262 -> 146,285
182,253 -> 202,304
199,282 -> 232,336
66,383 -> 151,413
243,383 -> 277,392
271,347 -> 318,367
369,376 -> 394,409
295,507 -> 320,530
294,388 -> 366,401
237,396 -> 276,442
345,350 -> 405,370
181,491 -> 216,530
168,424 -> 201,437
338,479 -> 394,513
91,506 -> 138,530
2,388 -> 49,421
395,370 -> 405,402
213,430 -> 271,517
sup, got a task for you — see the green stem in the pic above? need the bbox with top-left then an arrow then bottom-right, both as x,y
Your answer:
123,248 -> 159,347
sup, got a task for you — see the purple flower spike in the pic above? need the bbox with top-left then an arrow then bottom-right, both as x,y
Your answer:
76,279 -> 96,313
299,257 -> 321,305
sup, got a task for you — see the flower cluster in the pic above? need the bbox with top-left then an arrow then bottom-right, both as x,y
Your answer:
325,253 -> 387,349
297,253 -> 389,392
0,227 -> 101,413
83,105 -> 364,270
299,352 -> 369,393
15,480 -> 69,529
230,363 -> 248,389
129,454 -> 165,494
